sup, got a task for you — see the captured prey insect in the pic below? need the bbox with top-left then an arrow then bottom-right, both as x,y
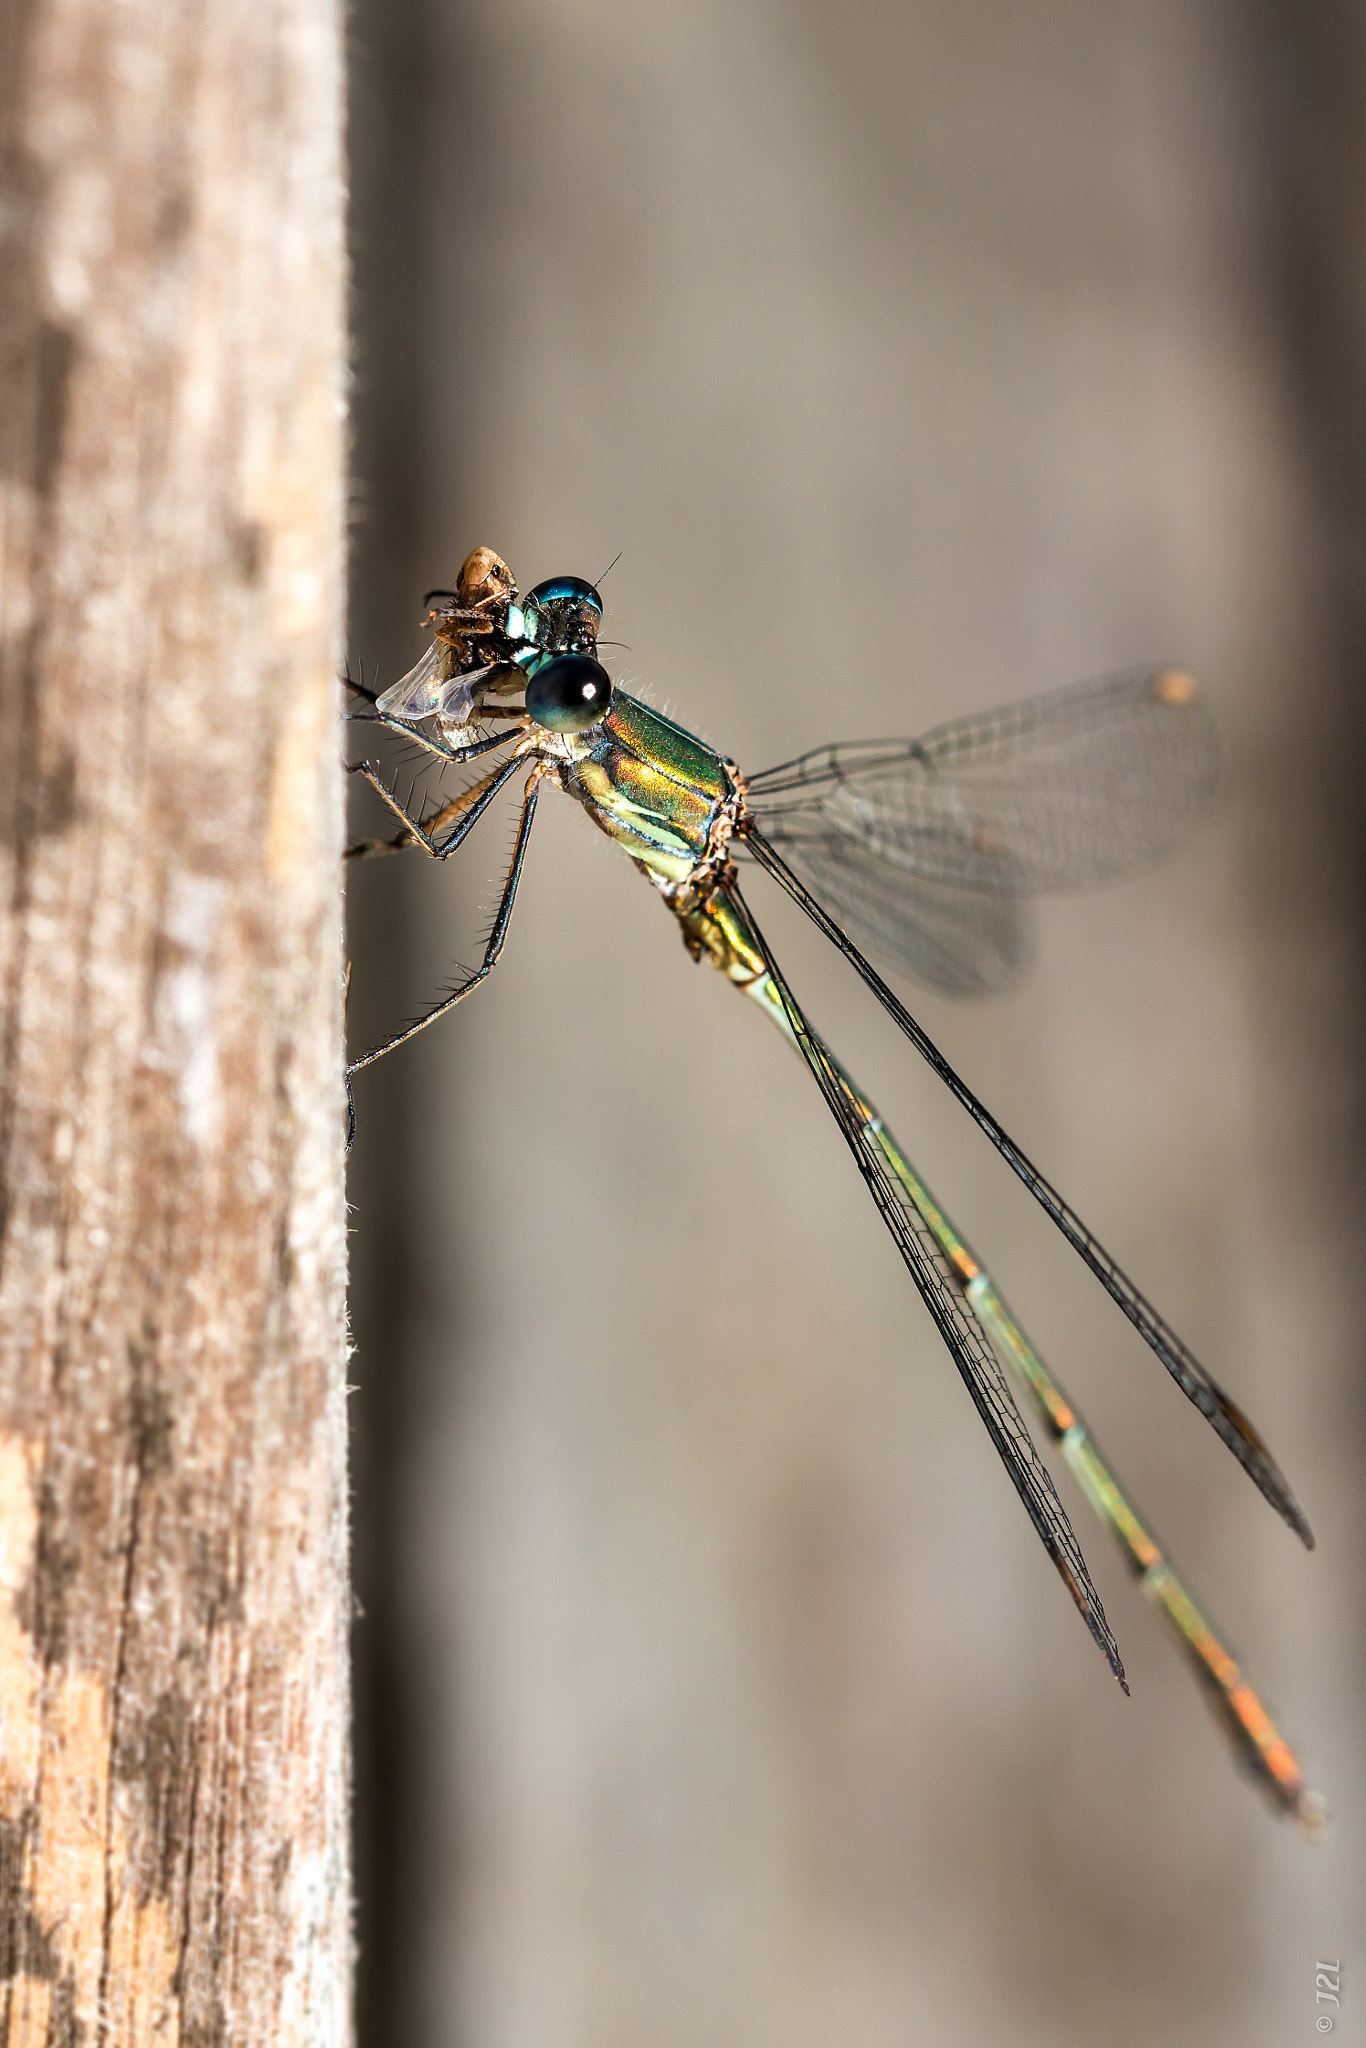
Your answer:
345,545 -> 1322,1828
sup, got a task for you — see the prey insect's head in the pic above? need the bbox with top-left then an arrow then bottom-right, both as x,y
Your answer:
512,574 -> 613,734
421,548 -> 518,634
455,546 -> 517,611
376,555 -> 612,737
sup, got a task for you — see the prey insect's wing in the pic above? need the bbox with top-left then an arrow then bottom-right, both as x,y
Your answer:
742,823 -> 1314,1549
745,668 -> 1221,992
375,639 -> 450,720
723,880 -> 1126,1688
375,637 -> 496,729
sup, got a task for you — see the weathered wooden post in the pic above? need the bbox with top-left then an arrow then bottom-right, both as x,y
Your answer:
0,0 -> 351,2038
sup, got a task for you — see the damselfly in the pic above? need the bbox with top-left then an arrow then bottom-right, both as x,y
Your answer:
346,545 -> 1322,1829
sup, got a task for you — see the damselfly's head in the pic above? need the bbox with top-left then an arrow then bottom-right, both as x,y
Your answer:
512,575 -> 603,658
512,574 -> 613,734
524,652 -> 613,733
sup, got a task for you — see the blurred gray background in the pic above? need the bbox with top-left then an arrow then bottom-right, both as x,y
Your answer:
345,4 -> 1365,2043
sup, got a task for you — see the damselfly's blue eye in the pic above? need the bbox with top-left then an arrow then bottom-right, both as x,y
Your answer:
521,576 -> 603,656
526,653 -> 613,732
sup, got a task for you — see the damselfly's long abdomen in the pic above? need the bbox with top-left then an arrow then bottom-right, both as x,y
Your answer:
686,886 -> 1322,1827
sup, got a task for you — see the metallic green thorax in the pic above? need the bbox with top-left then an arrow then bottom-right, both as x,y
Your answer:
561,691 -> 739,882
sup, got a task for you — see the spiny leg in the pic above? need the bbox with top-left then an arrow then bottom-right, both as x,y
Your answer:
342,667 -> 380,707
348,767 -> 543,1079
347,712 -> 522,763
345,749 -> 523,861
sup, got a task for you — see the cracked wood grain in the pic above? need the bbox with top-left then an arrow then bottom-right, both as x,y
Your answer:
0,0 -> 351,2041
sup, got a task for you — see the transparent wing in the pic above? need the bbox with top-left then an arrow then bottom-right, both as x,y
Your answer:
723,881 -> 1126,1687
375,637 -> 495,729
767,835 -> 1034,995
435,666 -> 493,733
748,668 -> 1223,915
375,639 -> 449,720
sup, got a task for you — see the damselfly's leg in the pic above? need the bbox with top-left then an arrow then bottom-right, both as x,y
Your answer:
345,749 -> 523,861
347,767 -> 543,1079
